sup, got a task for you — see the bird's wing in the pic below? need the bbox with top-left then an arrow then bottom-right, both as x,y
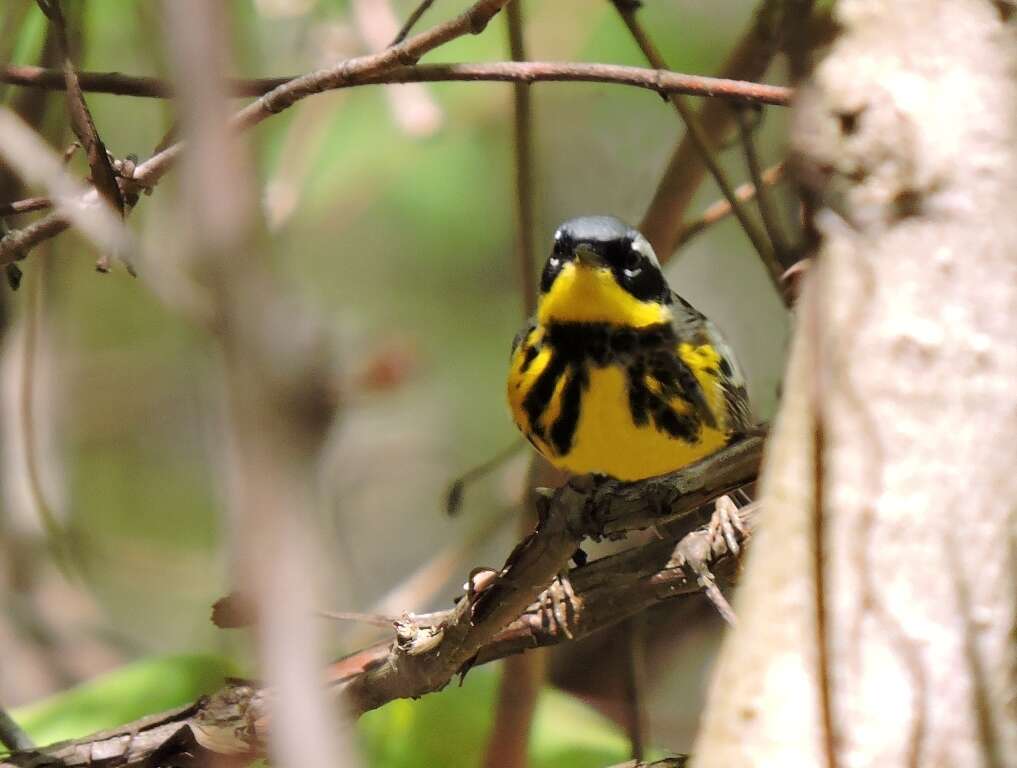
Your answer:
670,293 -> 753,436
511,318 -> 537,359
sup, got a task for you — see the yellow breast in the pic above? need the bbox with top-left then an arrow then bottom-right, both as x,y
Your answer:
507,331 -> 730,481
552,362 -> 727,481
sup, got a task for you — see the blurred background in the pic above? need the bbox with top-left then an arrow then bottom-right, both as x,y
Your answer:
0,0 -> 792,764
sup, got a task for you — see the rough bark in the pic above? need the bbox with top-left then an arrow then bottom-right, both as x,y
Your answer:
693,2 -> 1017,766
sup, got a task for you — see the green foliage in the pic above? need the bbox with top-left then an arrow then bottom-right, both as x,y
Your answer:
12,654 -> 236,748
360,667 -> 640,767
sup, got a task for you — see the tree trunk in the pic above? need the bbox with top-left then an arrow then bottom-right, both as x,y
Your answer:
692,2 -> 1017,766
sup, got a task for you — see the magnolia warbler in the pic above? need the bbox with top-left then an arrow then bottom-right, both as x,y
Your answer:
507,216 -> 751,481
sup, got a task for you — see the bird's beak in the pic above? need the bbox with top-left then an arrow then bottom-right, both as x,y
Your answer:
573,243 -> 606,268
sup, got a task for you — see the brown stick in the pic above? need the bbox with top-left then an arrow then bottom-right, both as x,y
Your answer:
733,106 -> 790,298
0,452 -> 760,767
390,0 -> 438,46
483,5 -> 543,766
638,0 -> 805,263
0,63 -> 789,264
0,54 -> 790,266
0,196 -> 52,216
610,0 -> 776,271
675,162 -> 786,248
0,62 -> 791,105
506,5 -> 537,319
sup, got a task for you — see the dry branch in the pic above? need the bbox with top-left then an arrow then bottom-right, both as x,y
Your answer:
0,55 -> 789,264
733,105 -> 791,295
640,0 -> 811,263
610,0 -> 776,272
0,109 -> 130,261
0,436 -> 763,767
161,2 -> 354,766
484,5 -> 542,765
675,162 -> 785,248
0,707 -> 33,753
0,62 -> 791,105
36,0 -> 124,229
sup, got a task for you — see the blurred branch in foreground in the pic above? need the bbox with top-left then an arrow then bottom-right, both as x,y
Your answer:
0,435 -> 762,767
484,4 -> 541,763
161,1 -> 355,767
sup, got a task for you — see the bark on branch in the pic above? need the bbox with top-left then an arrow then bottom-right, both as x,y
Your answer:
0,437 -> 763,767
0,62 -> 790,106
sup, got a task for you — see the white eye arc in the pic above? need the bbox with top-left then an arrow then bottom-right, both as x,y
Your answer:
629,235 -> 661,269
623,240 -> 643,278
549,255 -> 561,269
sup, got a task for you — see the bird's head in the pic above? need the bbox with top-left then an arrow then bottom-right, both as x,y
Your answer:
537,216 -> 672,327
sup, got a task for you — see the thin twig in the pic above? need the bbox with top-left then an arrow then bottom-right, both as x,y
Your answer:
18,257 -> 75,574
606,758 -> 688,768
0,108 -> 131,265
317,610 -> 397,627
638,0 -> 795,262
506,2 -> 537,318
675,161 -> 785,248
38,0 -> 122,214
0,0 -> 515,261
609,1 -> 777,275
36,0 -> 125,273
734,106 -> 792,289
0,62 -> 792,105
446,440 -> 523,516
390,0 -> 437,46
0,705 -> 33,752
622,616 -> 649,760
0,197 -> 51,216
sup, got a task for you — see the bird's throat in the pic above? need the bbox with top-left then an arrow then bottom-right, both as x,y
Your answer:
537,264 -> 669,328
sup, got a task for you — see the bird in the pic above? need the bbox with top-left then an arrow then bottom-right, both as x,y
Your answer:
507,215 -> 751,482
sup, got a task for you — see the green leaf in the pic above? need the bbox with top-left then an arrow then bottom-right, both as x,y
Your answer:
359,666 -> 637,768
12,654 -> 236,748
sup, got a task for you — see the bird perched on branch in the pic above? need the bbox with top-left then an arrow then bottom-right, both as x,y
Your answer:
507,216 -> 751,481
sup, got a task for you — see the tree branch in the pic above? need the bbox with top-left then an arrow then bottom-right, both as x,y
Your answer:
638,0 -> 810,263
606,758 -> 688,768
0,61 -> 789,265
0,196 -> 52,216
0,706 -> 33,753
733,105 -> 791,298
0,62 -> 791,105
610,1 -> 776,269
675,162 -> 785,249
0,435 -> 763,767
390,0 -> 437,46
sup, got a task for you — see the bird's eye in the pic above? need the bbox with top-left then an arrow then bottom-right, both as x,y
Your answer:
622,241 -> 642,278
548,255 -> 561,269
